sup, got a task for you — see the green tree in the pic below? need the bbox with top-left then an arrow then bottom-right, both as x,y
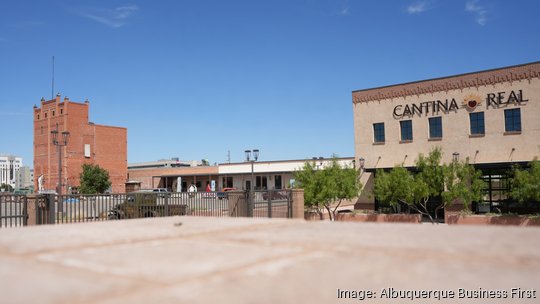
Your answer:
510,159 -> 540,203
294,158 -> 361,221
79,164 -> 112,194
0,183 -> 14,193
441,158 -> 485,211
373,147 -> 485,223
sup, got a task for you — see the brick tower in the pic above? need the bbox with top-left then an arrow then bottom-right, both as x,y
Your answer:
33,95 -> 127,193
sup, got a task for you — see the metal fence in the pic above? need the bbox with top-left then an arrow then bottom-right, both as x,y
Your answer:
250,190 -> 292,218
0,190 -> 293,227
0,194 -> 28,228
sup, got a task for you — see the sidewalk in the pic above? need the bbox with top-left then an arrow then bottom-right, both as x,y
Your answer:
0,216 -> 539,303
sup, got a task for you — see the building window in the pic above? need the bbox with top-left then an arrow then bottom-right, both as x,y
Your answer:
400,120 -> 413,141
469,112 -> 485,135
373,123 -> 385,143
44,112 -> 47,118
274,175 -> 282,189
60,109 -> 63,115
84,144 -> 91,158
52,110 -> 55,116
429,117 -> 442,139
37,114 -> 40,120
222,176 -> 233,188
504,108 -> 521,132
256,176 -> 267,190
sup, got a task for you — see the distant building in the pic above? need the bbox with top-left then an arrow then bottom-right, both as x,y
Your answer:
33,95 -> 127,193
128,157 -> 354,192
0,155 -> 22,189
16,166 -> 33,190
128,158 -> 202,170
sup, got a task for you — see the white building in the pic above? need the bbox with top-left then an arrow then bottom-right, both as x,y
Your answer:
0,155 -> 23,190
218,158 -> 355,190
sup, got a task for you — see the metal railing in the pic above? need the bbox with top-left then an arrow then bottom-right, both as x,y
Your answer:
250,190 -> 292,219
0,194 -> 28,228
0,190 -> 293,227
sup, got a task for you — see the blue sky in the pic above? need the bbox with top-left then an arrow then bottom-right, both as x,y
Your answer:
1,0 -> 539,167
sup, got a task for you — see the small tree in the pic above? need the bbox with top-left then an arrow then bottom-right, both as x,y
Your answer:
374,148 -> 485,223
79,164 -> 112,194
441,158 -> 485,212
0,183 -> 14,193
294,158 -> 361,221
510,159 -> 540,203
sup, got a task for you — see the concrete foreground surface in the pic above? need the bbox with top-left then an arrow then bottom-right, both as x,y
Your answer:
1,217 -> 539,304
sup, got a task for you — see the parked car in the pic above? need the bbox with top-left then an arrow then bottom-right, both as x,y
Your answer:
108,192 -> 189,220
217,187 -> 237,200
152,188 -> 169,197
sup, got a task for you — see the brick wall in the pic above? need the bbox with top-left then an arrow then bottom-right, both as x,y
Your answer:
33,95 -> 127,193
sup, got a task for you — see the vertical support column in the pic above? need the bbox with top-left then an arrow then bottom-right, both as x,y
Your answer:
267,191 -> 272,218
164,193 -> 169,216
290,189 -> 305,219
26,194 -> 37,226
22,195 -> 28,226
46,194 -> 56,224
227,191 -> 248,217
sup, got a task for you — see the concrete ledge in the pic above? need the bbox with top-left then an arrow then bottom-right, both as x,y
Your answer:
446,213 -> 540,226
0,217 -> 539,303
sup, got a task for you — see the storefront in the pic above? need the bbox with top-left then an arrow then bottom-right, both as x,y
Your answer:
352,62 -> 540,212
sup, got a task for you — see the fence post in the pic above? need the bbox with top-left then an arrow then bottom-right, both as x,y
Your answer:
164,193 -> 169,216
290,189 -> 305,219
23,196 -> 28,226
267,191 -> 272,218
227,191 -> 248,217
46,194 -> 56,224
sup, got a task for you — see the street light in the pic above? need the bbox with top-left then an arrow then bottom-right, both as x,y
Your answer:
245,149 -> 259,191
51,123 -> 70,196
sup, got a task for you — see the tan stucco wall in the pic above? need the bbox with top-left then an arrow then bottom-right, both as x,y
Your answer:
352,63 -> 540,206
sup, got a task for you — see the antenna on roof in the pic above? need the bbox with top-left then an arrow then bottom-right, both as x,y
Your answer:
51,56 -> 55,100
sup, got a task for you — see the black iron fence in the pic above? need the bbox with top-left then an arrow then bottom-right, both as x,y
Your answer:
250,190 -> 292,218
0,190 -> 293,228
0,194 -> 28,228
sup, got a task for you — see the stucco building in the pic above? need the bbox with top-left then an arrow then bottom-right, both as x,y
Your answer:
33,95 -> 127,193
353,61 -> 540,212
128,157 -> 354,192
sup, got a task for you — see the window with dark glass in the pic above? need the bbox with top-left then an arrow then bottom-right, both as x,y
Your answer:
400,120 -> 413,141
222,176 -> 233,188
504,108 -> 521,132
256,176 -> 267,190
429,117 -> 442,139
373,123 -> 385,143
469,112 -> 485,135
274,175 -> 282,189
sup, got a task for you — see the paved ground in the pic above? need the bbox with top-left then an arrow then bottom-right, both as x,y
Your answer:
0,217 -> 539,303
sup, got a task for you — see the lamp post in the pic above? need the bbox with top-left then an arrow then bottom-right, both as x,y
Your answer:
51,123 -> 70,196
244,149 -> 259,191
245,149 -> 259,217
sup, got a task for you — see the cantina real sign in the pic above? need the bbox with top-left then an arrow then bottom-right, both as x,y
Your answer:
393,90 -> 528,119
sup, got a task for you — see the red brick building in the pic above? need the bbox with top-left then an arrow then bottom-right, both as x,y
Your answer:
33,95 -> 127,193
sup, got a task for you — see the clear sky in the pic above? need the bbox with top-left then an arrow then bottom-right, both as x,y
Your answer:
1,0 -> 539,167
